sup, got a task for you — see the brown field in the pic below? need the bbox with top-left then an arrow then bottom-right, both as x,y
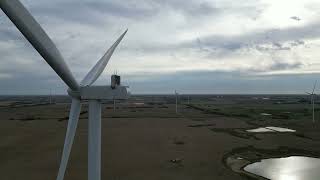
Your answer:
0,95 -> 320,180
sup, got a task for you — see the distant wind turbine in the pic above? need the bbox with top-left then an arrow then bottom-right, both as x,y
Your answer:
175,90 -> 178,114
49,88 -> 52,104
306,80 -> 317,123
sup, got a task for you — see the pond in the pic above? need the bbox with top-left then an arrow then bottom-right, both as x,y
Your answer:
244,156 -> 320,180
246,126 -> 296,133
246,127 -> 274,133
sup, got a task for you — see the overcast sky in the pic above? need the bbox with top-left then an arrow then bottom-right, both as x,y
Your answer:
1,0 -> 320,94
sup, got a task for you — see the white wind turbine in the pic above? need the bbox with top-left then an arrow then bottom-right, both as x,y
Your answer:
175,90 -> 178,113
306,80 -> 317,123
0,1 -> 129,180
49,88 -> 53,104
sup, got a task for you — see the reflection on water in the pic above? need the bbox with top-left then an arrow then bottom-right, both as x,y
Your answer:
265,126 -> 296,132
246,126 -> 296,133
260,113 -> 272,116
244,156 -> 320,180
246,127 -> 274,132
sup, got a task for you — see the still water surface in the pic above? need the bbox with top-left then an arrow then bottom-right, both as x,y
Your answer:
244,156 -> 320,180
246,126 -> 296,133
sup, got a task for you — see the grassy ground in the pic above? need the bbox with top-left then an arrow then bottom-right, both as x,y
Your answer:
0,95 -> 319,180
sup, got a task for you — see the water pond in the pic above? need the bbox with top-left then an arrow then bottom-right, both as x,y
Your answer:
244,156 -> 320,180
246,126 -> 296,133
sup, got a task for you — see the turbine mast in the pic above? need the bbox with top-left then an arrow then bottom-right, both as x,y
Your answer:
175,90 -> 178,114
88,100 -> 102,180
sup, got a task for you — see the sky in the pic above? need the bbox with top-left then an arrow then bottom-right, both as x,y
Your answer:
1,0 -> 320,94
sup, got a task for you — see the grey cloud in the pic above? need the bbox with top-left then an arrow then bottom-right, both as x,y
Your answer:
0,0 -> 319,95
255,43 -> 291,51
199,24 -> 318,52
151,21 -> 320,57
28,0 -> 221,24
24,0 -> 265,25
240,61 -> 303,73
160,0 -> 265,19
27,1 -> 157,26
136,22 -> 315,56
204,21 -> 320,51
150,0 -> 220,16
290,40 -> 305,46
290,16 -> 301,21
268,62 -> 303,71
0,28 -> 20,41
127,70 -> 319,94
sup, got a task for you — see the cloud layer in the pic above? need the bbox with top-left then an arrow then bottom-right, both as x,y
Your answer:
1,0 -> 320,94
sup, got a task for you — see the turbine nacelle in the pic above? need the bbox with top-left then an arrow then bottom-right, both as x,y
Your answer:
68,86 -> 130,100
68,73 -> 130,100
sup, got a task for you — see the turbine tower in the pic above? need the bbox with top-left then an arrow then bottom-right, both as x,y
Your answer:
49,88 -> 52,104
0,1 -> 129,180
175,90 -> 178,113
306,80 -> 317,123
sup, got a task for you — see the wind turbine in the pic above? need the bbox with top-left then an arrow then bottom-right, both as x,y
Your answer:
306,80 -> 317,123
49,88 -> 52,104
0,1 -> 129,180
175,90 -> 178,113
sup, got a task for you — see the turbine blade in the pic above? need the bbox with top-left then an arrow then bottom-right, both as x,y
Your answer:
306,92 -> 312,95
312,80 -> 317,94
0,0 -> 79,91
80,29 -> 128,86
56,98 -> 81,180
